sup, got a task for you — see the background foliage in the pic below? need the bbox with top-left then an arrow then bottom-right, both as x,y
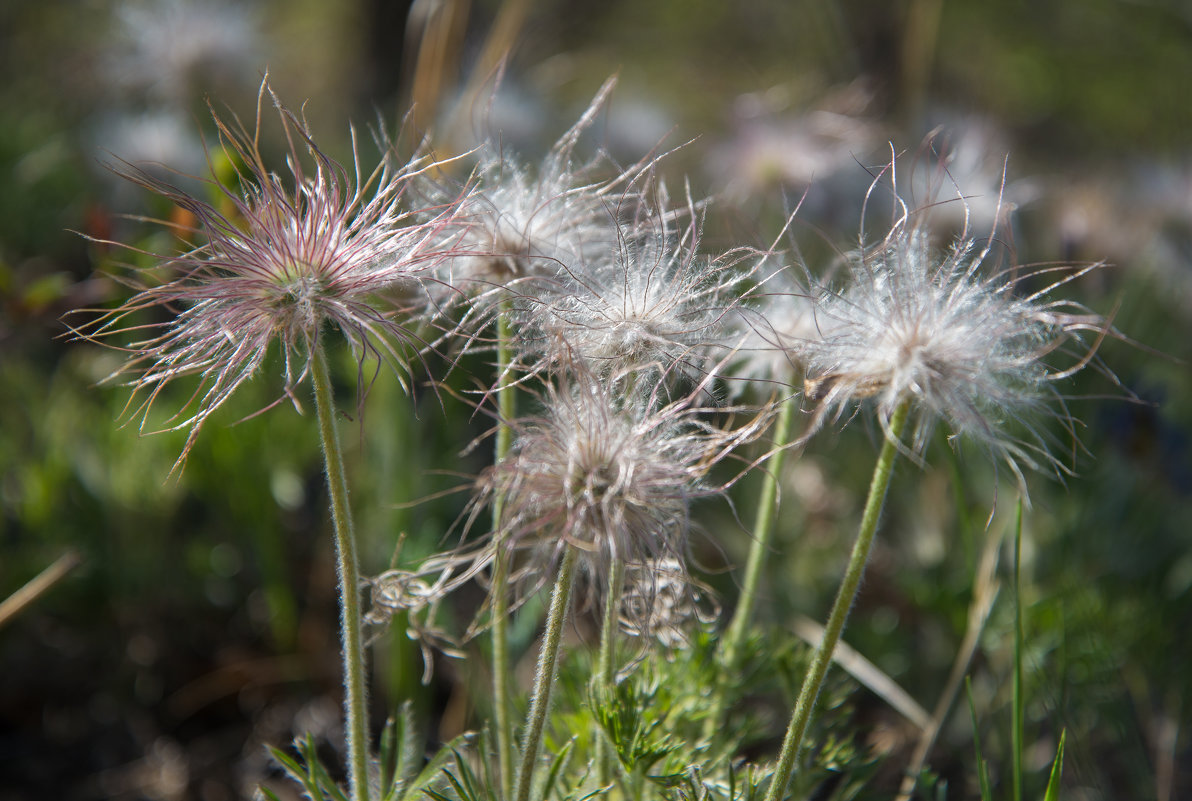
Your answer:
1,1 -> 1190,799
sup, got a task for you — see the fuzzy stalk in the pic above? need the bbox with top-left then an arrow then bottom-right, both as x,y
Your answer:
310,340 -> 372,801
704,394 -> 796,739
595,555 -> 626,785
491,307 -> 517,799
765,399 -> 910,801
514,545 -> 580,801
1012,499 -> 1025,801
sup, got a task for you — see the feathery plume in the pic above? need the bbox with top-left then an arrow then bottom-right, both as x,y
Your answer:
528,183 -> 753,387
416,78 -> 628,344
479,371 -> 767,613
73,80 -> 460,470
798,153 -> 1114,486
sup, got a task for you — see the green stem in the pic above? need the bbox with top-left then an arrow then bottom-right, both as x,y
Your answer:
595,556 -> 626,786
765,400 -> 910,801
1012,499 -> 1024,801
492,308 -> 517,799
514,546 -> 580,801
310,341 -> 372,801
704,394 -> 796,739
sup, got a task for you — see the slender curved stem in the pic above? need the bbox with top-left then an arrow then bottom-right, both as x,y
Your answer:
311,341 -> 372,801
514,546 -> 579,801
492,307 -> 517,799
704,394 -> 796,739
765,400 -> 910,801
595,555 -> 626,785
1012,499 -> 1024,801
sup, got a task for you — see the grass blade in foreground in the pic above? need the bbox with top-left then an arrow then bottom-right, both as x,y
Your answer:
1043,730 -> 1067,801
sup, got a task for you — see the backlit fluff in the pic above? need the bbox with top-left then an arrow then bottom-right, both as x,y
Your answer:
528,186 -> 753,386
483,373 -> 765,606
418,78 -> 627,339
798,170 -> 1109,485
723,273 -> 822,397
76,83 -> 458,469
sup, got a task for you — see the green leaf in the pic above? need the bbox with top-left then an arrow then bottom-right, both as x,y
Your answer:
380,715 -> 400,799
394,703 -> 424,793
541,738 -> 577,800
303,737 -> 351,801
407,733 -> 476,801
966,678 -> 993,801
265,736 -> 350,801
1042,730 -> 1067,801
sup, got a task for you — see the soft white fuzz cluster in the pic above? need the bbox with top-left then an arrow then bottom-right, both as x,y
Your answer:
529,188 -> 753,385
416,83 -> 756,397
484,374 -> 763,603
797,185 -> 1108,483
417,79 -> 627,345
440,146 -> 617,288
403,83 -> 777,649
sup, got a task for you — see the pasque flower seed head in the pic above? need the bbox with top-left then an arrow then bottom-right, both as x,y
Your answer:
439,79 -> 625,291
75,81 -> 460,470
414,78 -> 638,360
529,183 -> 753,386
798,157 -> 1112,485
482,371 -> 767,607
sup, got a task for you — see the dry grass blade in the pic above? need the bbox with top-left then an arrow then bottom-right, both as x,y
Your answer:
896,523 -> 1003,800
791,614 -> 931,731
0,550 -> 83,630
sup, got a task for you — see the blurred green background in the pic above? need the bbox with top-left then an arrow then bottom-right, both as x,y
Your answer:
1,0 -> 1190,799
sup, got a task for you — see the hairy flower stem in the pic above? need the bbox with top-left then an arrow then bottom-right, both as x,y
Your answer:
765,400 -> 910,801
704,394 -> 796,740
491,308 -> 517,800
595,555 -> 625,786
515,546 -> 580,801
310,340 -> 372,801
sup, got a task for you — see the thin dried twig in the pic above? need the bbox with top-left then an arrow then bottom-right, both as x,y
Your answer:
896,525 -> 1003,800
791,614 -> 931,731
0,550 -> 83,630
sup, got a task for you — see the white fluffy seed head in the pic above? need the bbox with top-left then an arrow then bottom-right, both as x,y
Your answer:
485,373 -> 766,605
798,176 -> 1109,485
527,187 -> 751,386
414,78 -> 637,356
422,142 -> 623,306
